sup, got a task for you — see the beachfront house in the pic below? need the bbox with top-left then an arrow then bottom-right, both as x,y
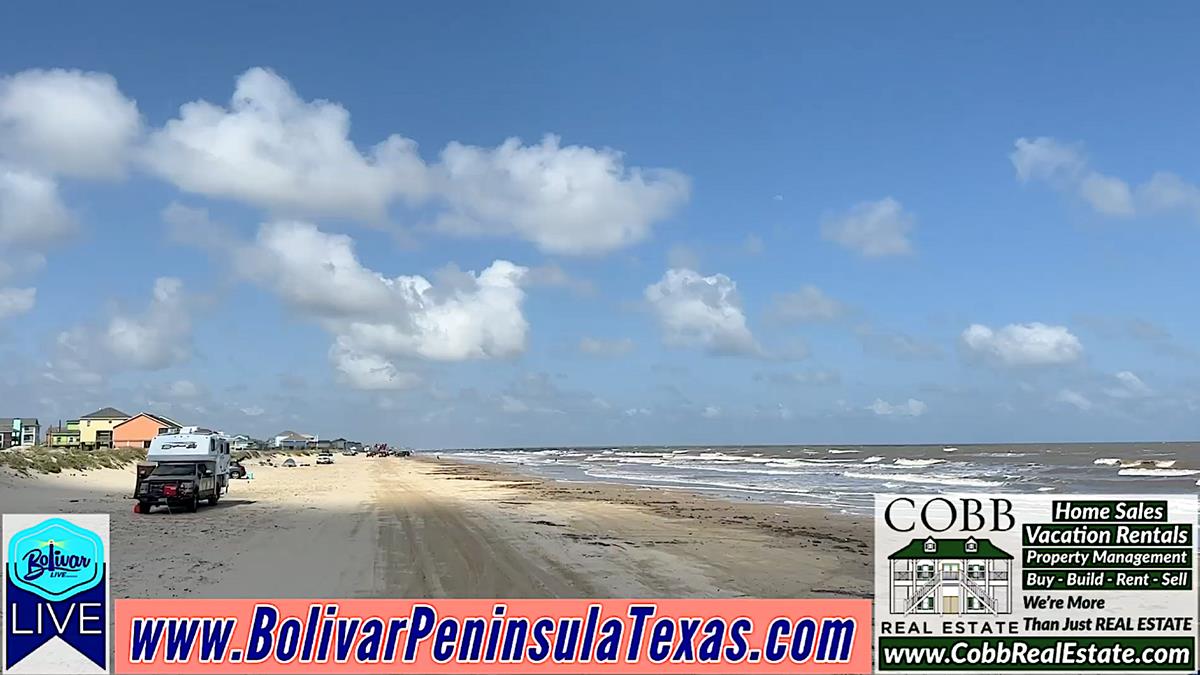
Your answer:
47,420 -> 81,448
231,435 -> 262,452
272,430 -> 312,450
888,537 -> 1013,615
113,412 -> 182,449
79,407 -> 130,449
0,418 -> 40,448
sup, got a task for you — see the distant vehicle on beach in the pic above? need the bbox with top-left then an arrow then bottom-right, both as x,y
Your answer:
228,460 -> 247,479
317,451 -> 334,465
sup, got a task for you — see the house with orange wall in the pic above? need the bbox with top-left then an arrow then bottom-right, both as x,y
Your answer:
113,412 -> 182,449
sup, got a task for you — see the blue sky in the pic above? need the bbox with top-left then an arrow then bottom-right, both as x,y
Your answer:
0,2 -> 1197,446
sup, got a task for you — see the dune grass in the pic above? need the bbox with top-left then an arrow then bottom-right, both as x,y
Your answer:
0,446 -> 147,475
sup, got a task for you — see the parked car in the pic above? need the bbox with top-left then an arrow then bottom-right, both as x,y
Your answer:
317,451 -> 334,465
282,458 -> 297,468
229,460 -> 247,479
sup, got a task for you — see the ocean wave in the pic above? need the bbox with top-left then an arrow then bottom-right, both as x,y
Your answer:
1117,468 -> 1199,477
862,456 -> 885,463
942,447 -> 959,453
842,471 -> 1004,488
583,469 -> 813,495
1093,458 -> 1121,466
894,458 -> 944,467
828,449 -> 859,454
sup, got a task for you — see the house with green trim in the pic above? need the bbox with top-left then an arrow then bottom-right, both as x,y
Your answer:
888,536 -> 1013,615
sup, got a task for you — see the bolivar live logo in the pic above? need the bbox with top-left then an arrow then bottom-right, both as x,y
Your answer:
3,514 -> 110,675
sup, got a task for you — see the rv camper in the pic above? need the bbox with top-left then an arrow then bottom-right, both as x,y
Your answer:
133,428 -> 231,513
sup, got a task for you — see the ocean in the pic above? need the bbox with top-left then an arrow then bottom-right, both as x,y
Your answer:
443,443 -> 1200,514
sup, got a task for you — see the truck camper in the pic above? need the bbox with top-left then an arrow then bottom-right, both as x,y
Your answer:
133,429 -> 231,513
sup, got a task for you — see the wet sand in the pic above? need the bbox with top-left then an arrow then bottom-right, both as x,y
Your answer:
0,455 -> 871,599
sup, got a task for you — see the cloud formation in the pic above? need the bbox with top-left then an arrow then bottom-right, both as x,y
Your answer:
143,68 -> 688,253
144,67 -> 427,220
0,69 -> 141,179
644,268 -> 758,356
1011,137 -> 1200,221
770,284 -> 845,322
0,286 -> 35,319
48,277 -> 194,384
961,322 -> 1083,367
435,135 -> 689,255
868,398 -> 928,417
821,197 -> 914,257
228,220 -> 529,388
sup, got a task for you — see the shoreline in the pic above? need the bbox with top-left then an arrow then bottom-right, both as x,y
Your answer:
0,454 -> 872,599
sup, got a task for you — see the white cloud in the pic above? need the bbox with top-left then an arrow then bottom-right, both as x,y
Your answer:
0,287 -> 35,319
240,406 -> 265,417
1055,388 -> 1093,412
1137,172 -> 1200,220
102,277 -> 193,369
168,379 -> 201,398
821,197 -> 914,257
0,69 -> 140,179
961,322 -> 1083,367
770,284 -> 844,322
144,67 -> 428,220
579,337 -> 634,357
644,268 -> 758,356
434,134 -> 689,255
868,398 -> 927,417
143,68 -> 688,253
701,405 -> 721,418
329,339 -> 421,391
0,166 -> 75,245
1105,370 -> 1152,399
1011,137 -> 1200,220
230,220 -> 528,388
1010,137 -> 1085,184
47,277 -> 193,382
1079,173 -> 1135,216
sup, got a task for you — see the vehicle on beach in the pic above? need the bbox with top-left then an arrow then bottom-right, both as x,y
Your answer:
134,428 -> 231,514
228,460 -> 247,479
317,451 -> 334,465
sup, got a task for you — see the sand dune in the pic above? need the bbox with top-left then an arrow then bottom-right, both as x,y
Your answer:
0,455 -> 871,599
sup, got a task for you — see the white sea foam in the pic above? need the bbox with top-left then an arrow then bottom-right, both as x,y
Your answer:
1117,468 -> 1199,477
842,471 -> 1003,488
894,458 -> 944,467
863,456 -> 886,463
942,447 -> 959,453
583,469 -> 812,495
1093,458 -> 1121,466
828,449 -> 859,454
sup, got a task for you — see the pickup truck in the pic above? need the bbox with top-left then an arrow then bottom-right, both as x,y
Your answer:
134,460 -> 221,513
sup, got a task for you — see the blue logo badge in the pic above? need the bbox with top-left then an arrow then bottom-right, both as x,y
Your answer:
4,515 -> 109,672
7,518 -> 104,600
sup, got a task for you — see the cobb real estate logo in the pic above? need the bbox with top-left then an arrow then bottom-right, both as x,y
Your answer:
873,494 -> 1198,674
3,515 -> 110,675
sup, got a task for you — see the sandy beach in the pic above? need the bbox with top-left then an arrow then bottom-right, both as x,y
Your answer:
0,455 -> 871,599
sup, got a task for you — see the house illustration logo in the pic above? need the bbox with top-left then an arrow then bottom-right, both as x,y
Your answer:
887,536 -> 1014,615
3,514 -> 110,674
